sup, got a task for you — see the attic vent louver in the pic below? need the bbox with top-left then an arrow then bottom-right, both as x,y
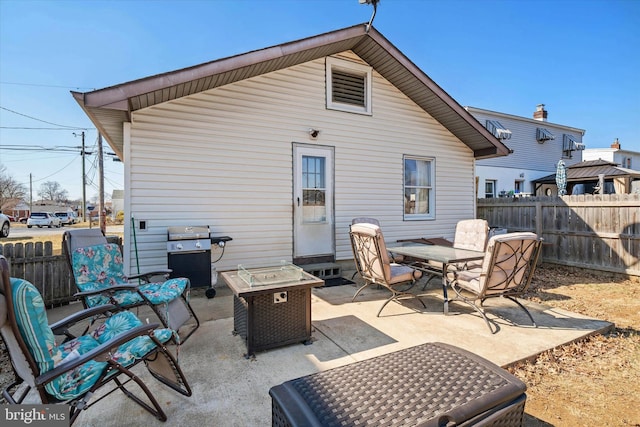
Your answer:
332,70 -> 366,107
536,127 -> 555,143
326,57 -> 372,115
485,120 -> 512,140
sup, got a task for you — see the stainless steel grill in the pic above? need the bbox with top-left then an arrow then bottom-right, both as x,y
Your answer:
167,225 -> 211,242
167,226 -> 212,287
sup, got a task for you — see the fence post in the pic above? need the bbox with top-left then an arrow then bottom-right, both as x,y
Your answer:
535,200 -> 543,237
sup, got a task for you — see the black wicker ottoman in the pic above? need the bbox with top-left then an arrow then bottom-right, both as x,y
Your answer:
269,342 -> 526,427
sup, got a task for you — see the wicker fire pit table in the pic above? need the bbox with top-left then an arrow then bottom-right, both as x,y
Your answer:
221,263 -> 324,358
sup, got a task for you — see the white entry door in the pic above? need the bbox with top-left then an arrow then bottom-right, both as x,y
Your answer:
293,144 -> 334,259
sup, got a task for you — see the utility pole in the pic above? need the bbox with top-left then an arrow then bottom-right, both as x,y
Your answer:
98,133 -> 106,234
73,131 -> 87,222
82,131 -> 86,223
29,174 -> 32,216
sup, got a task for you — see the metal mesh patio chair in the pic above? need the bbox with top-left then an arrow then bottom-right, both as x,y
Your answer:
350,217 -> 404,280
447,232 -> 543,333
0,255 -> 192,425
62,229 -> 199,344
349,222 -> 425,316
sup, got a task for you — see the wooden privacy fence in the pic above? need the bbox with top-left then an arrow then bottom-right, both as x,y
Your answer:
477,194 -> 640,276
0,242 -> 76,306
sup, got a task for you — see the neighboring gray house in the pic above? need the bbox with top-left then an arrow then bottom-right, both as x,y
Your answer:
468,105 -> 586,198
582,138 -> 640,171
73,24 -> 509,274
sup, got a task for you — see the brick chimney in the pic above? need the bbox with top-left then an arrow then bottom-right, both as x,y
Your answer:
611,138 -> 621,149
533,104 -> 548,121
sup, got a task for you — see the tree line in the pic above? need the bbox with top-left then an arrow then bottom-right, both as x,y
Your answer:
1,163 -> 71,210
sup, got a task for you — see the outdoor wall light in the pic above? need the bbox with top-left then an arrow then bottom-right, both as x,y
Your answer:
308,128 -> 320,138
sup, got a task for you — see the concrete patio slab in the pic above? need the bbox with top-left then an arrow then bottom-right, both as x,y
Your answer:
43,275 -> 612,426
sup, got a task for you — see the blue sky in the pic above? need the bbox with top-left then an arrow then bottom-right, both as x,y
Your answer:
1,0 -> 639,201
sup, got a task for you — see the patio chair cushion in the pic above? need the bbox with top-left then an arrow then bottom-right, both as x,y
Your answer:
389,264 -> 422,284
453,219 -> 489,252
11,277 -> 174,400
446,233 -> 539,295
447,267 -> 483,293
88,310 -> 174,366
11,278 -> 62,373
72,243 -> 188,306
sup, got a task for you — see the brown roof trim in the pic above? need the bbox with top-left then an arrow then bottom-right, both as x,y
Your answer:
74,23 -> 510,159
80,25 -> 367,110
363,28 -> 510,157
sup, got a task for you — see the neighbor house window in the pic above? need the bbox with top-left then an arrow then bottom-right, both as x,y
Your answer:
326,57 -> 372,115
404,156 -> 435,220
485,180 -> 496,198
562,134 -> 581,158
514,180 -> 523,194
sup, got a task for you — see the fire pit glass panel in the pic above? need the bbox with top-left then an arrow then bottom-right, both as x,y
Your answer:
238,261 -> 304,287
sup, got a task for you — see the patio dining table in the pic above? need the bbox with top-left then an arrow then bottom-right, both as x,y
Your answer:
387,243 -> 485,314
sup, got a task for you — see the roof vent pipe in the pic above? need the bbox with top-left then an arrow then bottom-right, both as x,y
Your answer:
359,0 -> 379,33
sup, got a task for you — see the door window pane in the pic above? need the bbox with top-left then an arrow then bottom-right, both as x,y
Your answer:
302,156 -> 326,222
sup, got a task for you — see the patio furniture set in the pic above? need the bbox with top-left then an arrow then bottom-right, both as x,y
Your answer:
349,218 -> 543,334
0,220 -> 541,426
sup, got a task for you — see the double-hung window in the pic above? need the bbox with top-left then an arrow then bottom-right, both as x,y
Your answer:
404,156 -> 435,220
326,57 -> 372,115
485,180 -> 496,198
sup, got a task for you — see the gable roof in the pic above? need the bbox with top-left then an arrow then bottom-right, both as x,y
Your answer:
72,23 -> 510,160
465,106 -> 586,135
533,159 -> 640,183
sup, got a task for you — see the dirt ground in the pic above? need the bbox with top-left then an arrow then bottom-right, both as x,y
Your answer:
510,264 -> 640,427
0,259 -> 639,426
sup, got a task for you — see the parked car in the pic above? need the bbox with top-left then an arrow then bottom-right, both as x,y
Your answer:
54,211 -> 75,226
27,212 -> 62,228
0,213 -> 10,238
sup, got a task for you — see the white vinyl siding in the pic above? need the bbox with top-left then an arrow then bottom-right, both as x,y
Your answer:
471,110 -> 584,171
124,52 -> 475,273
470,108 -> 585,199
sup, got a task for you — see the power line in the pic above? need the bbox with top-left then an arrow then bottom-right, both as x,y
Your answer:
0,126 -> 96,130
0,81 -> 96,91
0,106 -> 88,129
31,156 -> 79,183
0,145 -> 90,153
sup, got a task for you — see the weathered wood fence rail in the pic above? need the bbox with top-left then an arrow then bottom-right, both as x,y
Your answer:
0,242 -> 75,306
1,236 -> 122,306
477,194 -> 640,276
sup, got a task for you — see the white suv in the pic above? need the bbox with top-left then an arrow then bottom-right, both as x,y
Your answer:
55,211 -> 75,226
27,212 -> 62,228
